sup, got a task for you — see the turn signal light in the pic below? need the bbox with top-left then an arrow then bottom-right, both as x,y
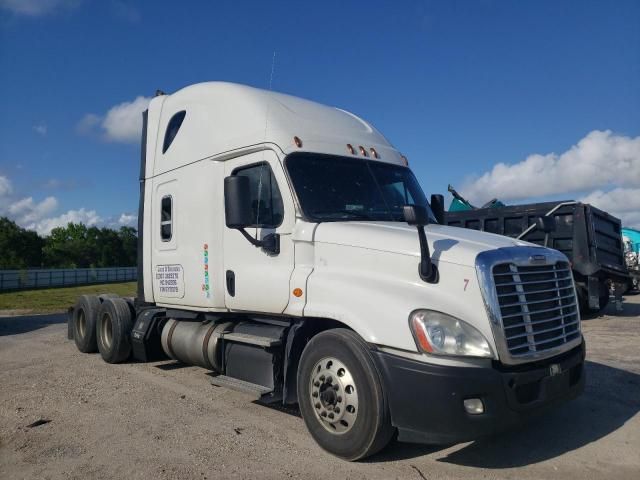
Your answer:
410,316 -> 433,353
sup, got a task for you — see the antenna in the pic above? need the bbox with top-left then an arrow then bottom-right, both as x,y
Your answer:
269,51 -> 276,90
256,51 -> 277,227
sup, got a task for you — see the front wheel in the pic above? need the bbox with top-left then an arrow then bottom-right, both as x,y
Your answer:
297,329 -> 394,461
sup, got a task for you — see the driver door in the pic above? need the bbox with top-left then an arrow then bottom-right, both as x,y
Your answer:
222,150 -> 295,313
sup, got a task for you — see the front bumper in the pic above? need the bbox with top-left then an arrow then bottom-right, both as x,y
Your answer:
372,340 -> 585,444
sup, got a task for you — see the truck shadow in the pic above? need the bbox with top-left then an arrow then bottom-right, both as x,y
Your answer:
372,361 -> 640,467
0,313 -> 67,336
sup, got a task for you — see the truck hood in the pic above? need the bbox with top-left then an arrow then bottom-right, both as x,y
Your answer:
313,221 -> 537,267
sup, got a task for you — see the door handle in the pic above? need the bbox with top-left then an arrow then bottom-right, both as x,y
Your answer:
226,270 -> 235,297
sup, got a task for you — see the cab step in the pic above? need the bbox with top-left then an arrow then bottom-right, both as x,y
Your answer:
221,332 -> 281,348
210,375 -> 273,398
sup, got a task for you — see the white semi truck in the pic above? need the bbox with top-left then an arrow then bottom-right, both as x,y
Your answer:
69,82 -> 585,460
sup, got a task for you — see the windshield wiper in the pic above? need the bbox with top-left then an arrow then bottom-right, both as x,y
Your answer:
312,210 -> 375,220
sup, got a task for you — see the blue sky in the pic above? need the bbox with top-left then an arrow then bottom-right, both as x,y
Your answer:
1,0 -> 639,233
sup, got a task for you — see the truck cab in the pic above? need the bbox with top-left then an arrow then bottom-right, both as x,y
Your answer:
72,82 -> 585,461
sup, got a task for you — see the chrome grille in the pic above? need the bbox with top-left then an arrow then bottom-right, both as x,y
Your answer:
492,261 -> 580,357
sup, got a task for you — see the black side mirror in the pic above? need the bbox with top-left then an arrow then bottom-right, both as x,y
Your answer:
403,205 -> 429,226
535,216 -> 556,233
404,204 -> 438,284
224,175 -> 252,229
430,194 -> 445,224
223,175 -> 279,255
535,216 -> 555,248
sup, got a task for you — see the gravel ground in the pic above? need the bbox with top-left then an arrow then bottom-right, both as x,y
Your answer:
1,296 -> 639,480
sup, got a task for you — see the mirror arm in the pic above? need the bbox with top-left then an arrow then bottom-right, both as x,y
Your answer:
417,225 -> 438,283
237,228 -> 280,255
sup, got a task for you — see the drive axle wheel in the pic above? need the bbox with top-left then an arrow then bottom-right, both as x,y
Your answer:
73,295 -> 101,353
96,297 -> 133,364
297,329 -> 394,461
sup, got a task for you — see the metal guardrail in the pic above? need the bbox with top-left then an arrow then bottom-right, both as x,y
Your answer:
0,267 -> 137,292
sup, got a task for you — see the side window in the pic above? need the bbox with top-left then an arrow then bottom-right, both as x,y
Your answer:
233,163 -> 284,228
162,111 -> 186,154
160,195 -> 172,241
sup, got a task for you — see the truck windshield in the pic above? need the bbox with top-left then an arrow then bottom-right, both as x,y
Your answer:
285,153 -> 435,222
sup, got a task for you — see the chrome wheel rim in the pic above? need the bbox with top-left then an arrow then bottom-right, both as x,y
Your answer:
100,313 -> 113,349
309,357 -> 358,434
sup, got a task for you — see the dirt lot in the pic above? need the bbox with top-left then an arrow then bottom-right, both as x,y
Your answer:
1,297 -> 639,480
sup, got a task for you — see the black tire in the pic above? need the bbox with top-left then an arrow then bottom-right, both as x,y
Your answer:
73,295 -> 101,353
96,297 -> 134,364
297,328 -> 394,461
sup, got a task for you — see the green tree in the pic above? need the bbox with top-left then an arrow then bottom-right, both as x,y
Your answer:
0,217 -> 44,269
42,222 -> 138,268
118,226 -> 137,266
43,223 -> 97,268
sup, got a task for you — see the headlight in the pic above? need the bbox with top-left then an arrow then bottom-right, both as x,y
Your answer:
409,310 -> 494,358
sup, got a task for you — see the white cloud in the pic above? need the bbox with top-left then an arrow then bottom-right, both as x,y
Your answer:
461,130 -> 640,203
118,212 -> 137,227
7,196 -> 58,225
580,188 -> 640,229
0,0 -> 80,16
31,208 -> 102,235
33,123 -> 47,136
78,96 -> 151,144
0,175 -> 12,196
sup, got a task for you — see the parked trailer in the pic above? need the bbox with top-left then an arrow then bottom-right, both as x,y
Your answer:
68,82 -> 585,460
443,194 -> 628,314
622,227 -> 640,292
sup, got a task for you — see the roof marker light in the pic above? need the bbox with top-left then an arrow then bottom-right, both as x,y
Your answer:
347,144 -> 355,155
294,136 -> 303,148
359,146 -> 368,157
401,155 -> 409,166
370,147 -> 379,159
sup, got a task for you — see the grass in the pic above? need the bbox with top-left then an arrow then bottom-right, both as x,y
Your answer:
0,282 -> 137,314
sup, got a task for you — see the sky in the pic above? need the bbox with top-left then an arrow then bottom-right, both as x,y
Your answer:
0,0 -> 639,234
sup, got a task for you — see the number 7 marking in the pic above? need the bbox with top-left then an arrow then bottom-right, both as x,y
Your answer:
463,279 -> 469,291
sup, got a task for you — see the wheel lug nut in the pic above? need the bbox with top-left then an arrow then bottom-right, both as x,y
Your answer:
334,407 -> 340,413
337,396 -> 342,402
312,391 -> 318,398
315,403 -> 321,409
326,376 -> 333,384
314,381 -> 320,387
319,375 -> 325,381
328,413 -> 334,419
321,411 -> 327,417
332,384 -> 339,391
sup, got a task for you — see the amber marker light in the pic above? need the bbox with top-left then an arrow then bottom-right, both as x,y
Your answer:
411,316 -> 434,353
347,143 -> 355,154
294,136 -> 303,148
293,288 -> 303,297
370,147 -> 379,159
359,145 -> 368,157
